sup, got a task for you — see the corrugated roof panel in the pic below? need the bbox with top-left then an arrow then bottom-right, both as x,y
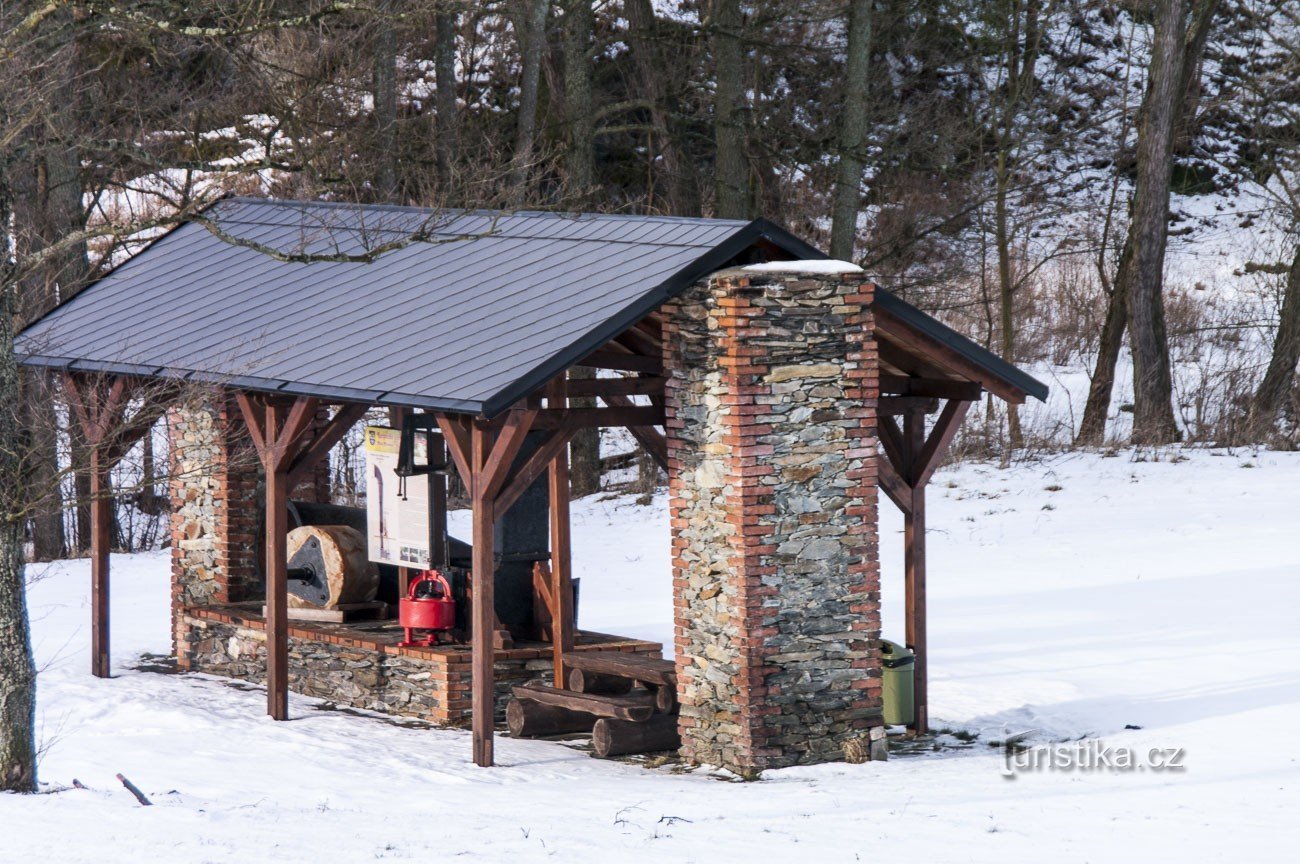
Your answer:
16,197 -> 1048,414
17,199 -> 762,414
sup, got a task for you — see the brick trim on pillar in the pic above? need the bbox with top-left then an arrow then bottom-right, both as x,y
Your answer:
168,397 -> 262,663
665,266 -> 882,773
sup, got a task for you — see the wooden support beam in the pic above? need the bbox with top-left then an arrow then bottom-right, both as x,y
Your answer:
479,406 -> 538,502
876,306 -> 1029,404
262,398 -> 291,721
547,376 -> 575,690
879,374 -> 983,401
62,372 -> 143,679
903,409 -> 928,736
575,350 -> 662,373
435,413 -> 472,488
564,376 -> 666,398
598,393 -> 668,471
494,428 -> 578,517
529,405 -> 664,429
286,403 -> 371,491
233,391 -> 267,454
877,453 -> 913,515
911,399 -> 973,487
430,434 -> 448,570
879,396 -> 939,416
89,448 -> 111,679
277,396 -> 321,465
234,391 -> 327,721
877,414 -> 907,475
470,423 -> 497,767
611,327 -> 662,359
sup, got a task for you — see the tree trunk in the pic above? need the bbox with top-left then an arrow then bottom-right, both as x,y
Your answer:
434,7 -> 459,197
829,0 -> 872,261
508,0 -> 551,203
372,0 -> 399,201
15,130 -> 88,559
0,161 -> 38,793
995,149 -> 1022,450
711,0 -> 747,218
561,0 -> 594,206
1125,0 -> 1190,445
1077,239 -> 1131,445
625,0 -> 699,215
22,371 -> 64,560
568,368 -> 601,496
1249,245 -> 1300,436
1078,0 -> 1218,445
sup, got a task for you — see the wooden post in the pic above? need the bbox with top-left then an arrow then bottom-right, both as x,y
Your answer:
903,408 -> 928,735
236,391 -> 335,722
264,401 -> 290,721
89,448 -> 112,678
431,433 -> 448,569
547,376 -> 575,688
470,422 -> 497,767
64,373 -> 153,680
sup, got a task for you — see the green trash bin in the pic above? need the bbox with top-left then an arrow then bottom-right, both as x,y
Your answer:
880,639 -> 915,726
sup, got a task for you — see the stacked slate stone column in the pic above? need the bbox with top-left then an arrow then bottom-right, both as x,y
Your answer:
664,264 -> 883,773
168,397 -> 262,661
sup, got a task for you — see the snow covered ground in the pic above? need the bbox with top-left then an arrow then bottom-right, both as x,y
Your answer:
8,449 -> 1300,862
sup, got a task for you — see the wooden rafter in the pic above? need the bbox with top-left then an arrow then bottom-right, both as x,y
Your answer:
576,350 -> 662,373
598,392 -> 668,471
876,305 -> 1028,404
565,375 -> 665,398
879,374 -> 982,401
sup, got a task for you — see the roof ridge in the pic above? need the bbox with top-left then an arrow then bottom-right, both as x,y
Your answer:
221,196 -> 752,227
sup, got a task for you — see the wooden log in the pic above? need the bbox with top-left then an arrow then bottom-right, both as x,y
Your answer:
506,698 -> 597,738
648,682 -> 676,714
562,652 -> 676,687
592,715 -> 681,759
511,683 -> 655,722
568,668 -> 634,695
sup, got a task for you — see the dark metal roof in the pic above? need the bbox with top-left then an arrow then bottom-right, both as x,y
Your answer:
16,197 -> 1046,415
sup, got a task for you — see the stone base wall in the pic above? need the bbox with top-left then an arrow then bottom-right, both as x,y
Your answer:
665,266 -> 883,773
168,398 -> 262,619
177,608 -> 662,726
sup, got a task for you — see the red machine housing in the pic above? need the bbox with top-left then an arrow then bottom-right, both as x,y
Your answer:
398,570 -> 455,647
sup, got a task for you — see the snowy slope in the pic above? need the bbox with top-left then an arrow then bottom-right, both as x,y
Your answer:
7,450 -> 1300,862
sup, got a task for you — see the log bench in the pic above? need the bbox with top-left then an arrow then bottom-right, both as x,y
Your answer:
507,654 -> 682,757
511,682 -> 656,722
561,651 -> 676,687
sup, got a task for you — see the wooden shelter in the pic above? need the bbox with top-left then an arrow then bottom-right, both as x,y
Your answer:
17,198 -> 1046,766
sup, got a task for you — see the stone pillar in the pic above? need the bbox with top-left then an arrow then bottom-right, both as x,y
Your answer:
169,397 -> 261,659
664,264 -> 882,773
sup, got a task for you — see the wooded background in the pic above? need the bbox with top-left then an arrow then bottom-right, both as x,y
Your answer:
6,0 -> 1300,795
5,0 -> 1300,561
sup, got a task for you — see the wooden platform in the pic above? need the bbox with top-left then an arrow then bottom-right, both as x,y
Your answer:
187,603 -> 662,663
